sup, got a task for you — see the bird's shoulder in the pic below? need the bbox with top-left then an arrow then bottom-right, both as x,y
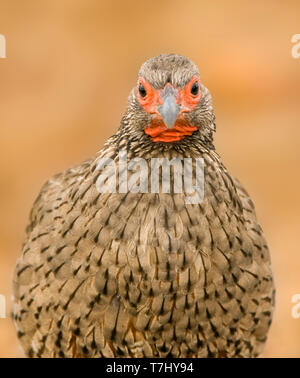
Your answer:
26,158 -> 94,235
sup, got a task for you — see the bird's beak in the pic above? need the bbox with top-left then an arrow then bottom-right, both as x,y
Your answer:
157,85 -> 181,129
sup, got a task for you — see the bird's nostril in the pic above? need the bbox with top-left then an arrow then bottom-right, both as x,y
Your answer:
161,85 -> 177,98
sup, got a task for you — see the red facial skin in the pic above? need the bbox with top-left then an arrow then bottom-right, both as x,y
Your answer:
138,75 -> 201,142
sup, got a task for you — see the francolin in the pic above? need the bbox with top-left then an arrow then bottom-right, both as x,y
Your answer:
12,54 -> 275,358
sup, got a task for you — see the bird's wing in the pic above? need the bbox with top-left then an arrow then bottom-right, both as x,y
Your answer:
12,158 -> 96,356
233,177 -> 275,348
233,177 -> 268,246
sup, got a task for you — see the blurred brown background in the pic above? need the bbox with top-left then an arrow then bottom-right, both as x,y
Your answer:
0,0 -> 300,357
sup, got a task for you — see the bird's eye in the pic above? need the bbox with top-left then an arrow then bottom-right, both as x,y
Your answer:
139,84 -> 147,98
191,81 -> 199,96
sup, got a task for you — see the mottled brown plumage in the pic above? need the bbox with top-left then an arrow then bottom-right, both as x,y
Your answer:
12,54 -> 275,357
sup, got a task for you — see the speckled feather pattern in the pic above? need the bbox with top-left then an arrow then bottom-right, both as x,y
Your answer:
12,54 -> 275,358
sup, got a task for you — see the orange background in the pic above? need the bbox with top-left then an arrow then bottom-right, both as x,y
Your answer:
0,0 -> 299,357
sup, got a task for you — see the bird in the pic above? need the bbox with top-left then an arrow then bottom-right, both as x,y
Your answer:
12,54 -> 275,358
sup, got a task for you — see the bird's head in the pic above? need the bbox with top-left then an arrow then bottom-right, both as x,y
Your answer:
122,54 -> 215,146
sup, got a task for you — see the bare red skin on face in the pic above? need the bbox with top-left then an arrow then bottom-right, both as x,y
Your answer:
144,120 -> 197,142
138,75 -> 201,143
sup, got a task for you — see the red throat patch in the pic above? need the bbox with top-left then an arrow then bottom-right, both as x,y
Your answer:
144,119 -> 197,143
